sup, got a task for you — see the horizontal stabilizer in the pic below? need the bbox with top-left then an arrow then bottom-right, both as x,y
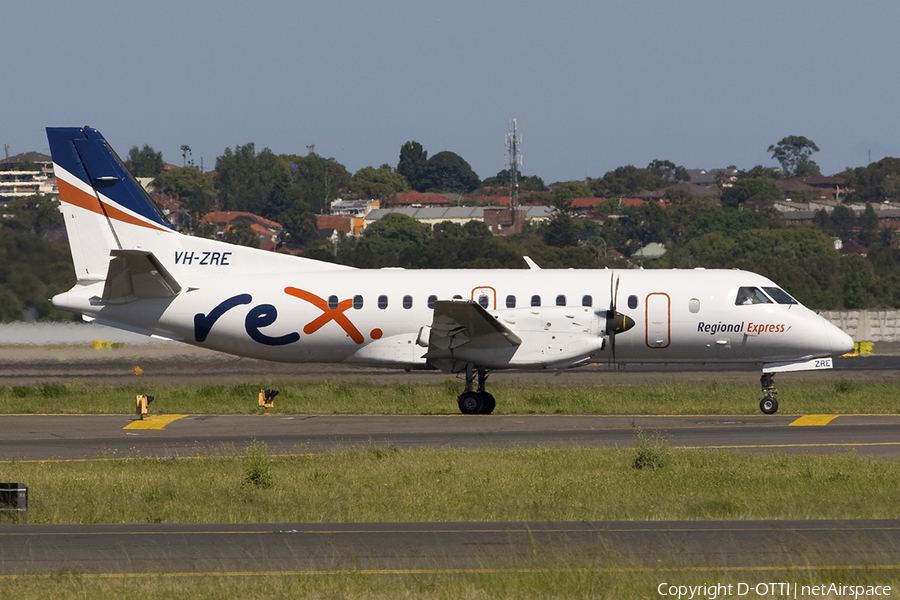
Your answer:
102,249 -> 182,304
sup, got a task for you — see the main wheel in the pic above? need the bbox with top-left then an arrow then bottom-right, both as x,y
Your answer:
759,395 -> 778,415
479,392 -> 496,415
458,391 -> 484,415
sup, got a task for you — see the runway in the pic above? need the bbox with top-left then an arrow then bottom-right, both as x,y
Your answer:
2,413 -> 900,460
2,520 -> 900,576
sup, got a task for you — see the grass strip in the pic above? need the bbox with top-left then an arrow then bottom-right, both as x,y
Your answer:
1,378 -> 898,414
3,443 -> 900,523
2,568 -> 900,600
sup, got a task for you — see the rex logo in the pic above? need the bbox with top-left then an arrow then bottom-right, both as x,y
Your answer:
193,289 -> 382,346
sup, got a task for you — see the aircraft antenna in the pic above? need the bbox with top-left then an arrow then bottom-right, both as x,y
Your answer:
504,119 -> 522,213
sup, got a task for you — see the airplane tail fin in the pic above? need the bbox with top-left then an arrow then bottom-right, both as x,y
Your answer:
46,126 -> 175,282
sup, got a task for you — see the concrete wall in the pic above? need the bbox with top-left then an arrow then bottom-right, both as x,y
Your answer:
821,310 -> 900,341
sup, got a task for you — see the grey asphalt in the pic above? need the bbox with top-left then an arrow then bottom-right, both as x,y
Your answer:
2,413 -> 900,460
1,520 -> 899,575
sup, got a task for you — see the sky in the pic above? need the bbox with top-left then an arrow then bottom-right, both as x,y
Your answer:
5,1 -> 900,184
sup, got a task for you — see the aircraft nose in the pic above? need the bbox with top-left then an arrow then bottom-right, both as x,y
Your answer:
827,322 -> 854,356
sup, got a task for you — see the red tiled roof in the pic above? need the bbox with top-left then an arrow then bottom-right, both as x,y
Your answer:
570,197 -> 607,209
202,211 -> 282,230
396,191 -> 452,205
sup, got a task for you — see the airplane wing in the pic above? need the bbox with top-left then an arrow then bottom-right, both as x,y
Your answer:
101,249 -> 182,304
424,300 -> 521,372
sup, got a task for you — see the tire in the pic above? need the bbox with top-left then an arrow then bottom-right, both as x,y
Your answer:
458,391 -> 484,415
479,392 -> 496,415
759,396 -> 778,415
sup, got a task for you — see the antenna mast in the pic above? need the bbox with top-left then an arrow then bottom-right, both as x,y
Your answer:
505,119 -> 522,213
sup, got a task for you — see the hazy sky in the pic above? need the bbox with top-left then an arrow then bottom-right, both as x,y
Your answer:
5,1 -> 900,183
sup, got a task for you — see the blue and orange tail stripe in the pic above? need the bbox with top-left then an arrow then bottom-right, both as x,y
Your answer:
46,127 -> 173,232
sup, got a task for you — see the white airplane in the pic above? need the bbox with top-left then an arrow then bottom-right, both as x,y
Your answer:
46,126 -> 854,415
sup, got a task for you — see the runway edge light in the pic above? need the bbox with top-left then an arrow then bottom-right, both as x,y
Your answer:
136,394 -> 154,419
0,483 -> 27,514
259,389 -> 278,408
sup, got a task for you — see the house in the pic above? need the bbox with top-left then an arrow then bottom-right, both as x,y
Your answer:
395,191 -> 460,207
778,176 -> 848,202
0,152 -> 57,200
201,211 -> 282,250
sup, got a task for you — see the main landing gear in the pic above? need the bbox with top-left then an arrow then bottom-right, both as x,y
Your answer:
759,372 -> 778,415
457,364 -> 495,415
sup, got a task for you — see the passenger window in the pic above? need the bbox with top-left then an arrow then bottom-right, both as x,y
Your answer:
453,294 -> 462,300
763,287 -> 798,305
627,295 -> 638,309
735,286 -> 772,305
478,295 -> 489,309
378,295 -> 388,309
403,295 -> 413,309
506,295 -> 516,308
689,298 -> 700,313
582,295 -> 592,307
427,295 -> 437,309
556,294 -> 566,306
328,295 -> 339,310
531,295 -> 541,307
353,295 -> 363,310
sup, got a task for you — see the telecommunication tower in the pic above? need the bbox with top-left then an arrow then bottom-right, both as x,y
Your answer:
505,119 -> 522,212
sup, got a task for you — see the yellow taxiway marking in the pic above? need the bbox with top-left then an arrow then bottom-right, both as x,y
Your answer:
789,414 -> 840,426
123,414 -> 188,430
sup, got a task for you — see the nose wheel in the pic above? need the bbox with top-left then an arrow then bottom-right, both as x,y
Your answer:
457,365 -> 495,414
759,373 -> 778,414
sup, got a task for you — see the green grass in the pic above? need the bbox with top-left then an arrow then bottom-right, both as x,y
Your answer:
1,378 -> 898,414
4,445 -> 900,523
3,568 -> 899,600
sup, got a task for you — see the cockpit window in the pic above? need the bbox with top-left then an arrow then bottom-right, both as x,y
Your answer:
762,287 -> 798,305
735,286 -> 772,305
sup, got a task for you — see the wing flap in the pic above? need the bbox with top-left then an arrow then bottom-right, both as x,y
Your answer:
425,301 -> 521,370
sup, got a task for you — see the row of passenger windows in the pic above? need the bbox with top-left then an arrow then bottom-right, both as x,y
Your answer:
327,294 -> 642,310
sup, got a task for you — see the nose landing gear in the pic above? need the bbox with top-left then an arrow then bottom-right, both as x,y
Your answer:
457,365 -> 495,415
759,372 -> 778,414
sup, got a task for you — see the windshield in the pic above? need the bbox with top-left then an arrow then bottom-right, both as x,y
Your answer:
763,287 -> 798,305
735,286 -> 773,305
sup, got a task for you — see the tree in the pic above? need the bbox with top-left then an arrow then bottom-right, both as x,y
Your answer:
1,194 -> 63,235
214,143 -> 292,219
222,221 -> 260,248
551,181 -> 592,210
125,145 -> 164,177
589,165 -> 664,197
284,153 -> 351,215
348,164 -> 409,200
542,211 -> 580,248
720,177 -> 783,208
768,136 -> 820,177
482,169 -> 546,192
647,159 -> 690,184
397,141 -> 428,191
152,167 -> 215,232
420,151 -> 480,193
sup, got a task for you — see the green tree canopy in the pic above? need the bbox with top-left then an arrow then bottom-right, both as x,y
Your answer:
482,169 -> 547,192
420,151 -> 480,193
768,135 -> 820,177
152,167 -> 215,232
125,144 -> 164,177
1,194 -> 63,235
283,153 -> 351,215
720,177 -> 783,208
348,164 -> 409,200
397,141 -> 428,191
214,143 -> 292,220
589,165 -> 664,197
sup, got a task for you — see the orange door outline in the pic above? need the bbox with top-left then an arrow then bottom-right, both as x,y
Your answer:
645,292 -> 671,349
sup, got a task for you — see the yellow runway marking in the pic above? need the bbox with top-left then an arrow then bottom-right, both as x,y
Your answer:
123,414 -> 188,430
789,414 -> 839,426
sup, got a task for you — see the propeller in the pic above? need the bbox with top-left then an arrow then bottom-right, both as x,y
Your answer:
605,273 -> 635,366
